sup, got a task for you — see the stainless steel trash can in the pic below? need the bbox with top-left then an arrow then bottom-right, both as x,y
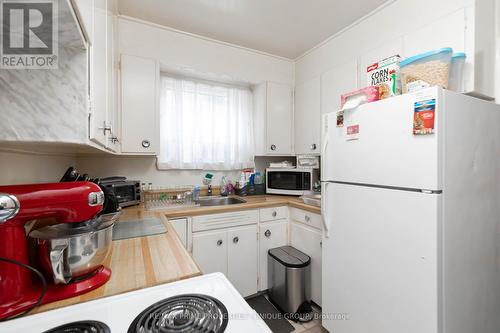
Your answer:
268,245 -> 313,322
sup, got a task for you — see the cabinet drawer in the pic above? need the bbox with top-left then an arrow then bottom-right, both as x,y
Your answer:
290,207 -> 322,230
259,206 -> 288,222
192,210 -> 258,232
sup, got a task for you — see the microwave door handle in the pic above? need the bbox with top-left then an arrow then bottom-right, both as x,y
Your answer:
321,182 -> 331,238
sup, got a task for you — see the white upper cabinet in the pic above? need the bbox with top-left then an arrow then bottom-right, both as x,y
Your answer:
294,76 -> 320,155
106,14 -> 120,151
73,0 -> 118,151
88,0 -> 108,147
254,82 -> 293,155
73,0 -> 93,45
120,54 -> 159,154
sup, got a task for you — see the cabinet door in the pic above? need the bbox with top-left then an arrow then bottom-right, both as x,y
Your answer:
252,82 -> 267,155
88,0 -> 108,147
266,82 -> 293,155
120,54 -> 159,154
170,218 -> 188,248
295,77 -> 320,155
192,230 -> 227,275
259,221 -> 288,291
73,0 -> 93,44
290,222 -> 322,306
227,225 -> 258,297
105,11 -> 119,151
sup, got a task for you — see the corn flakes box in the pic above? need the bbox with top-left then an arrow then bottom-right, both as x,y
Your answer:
366,55 -> 401,99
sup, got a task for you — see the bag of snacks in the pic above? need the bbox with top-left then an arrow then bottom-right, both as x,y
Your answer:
366,55 -> 401,99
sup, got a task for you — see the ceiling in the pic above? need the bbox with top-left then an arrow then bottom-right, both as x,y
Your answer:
117,0 -> 389,59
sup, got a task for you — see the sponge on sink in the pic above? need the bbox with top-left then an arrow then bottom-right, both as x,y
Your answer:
203,173 -> 214,185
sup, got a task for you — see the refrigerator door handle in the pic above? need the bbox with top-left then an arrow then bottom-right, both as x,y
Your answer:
321,132 -> 329,172
321,182 -> 330,238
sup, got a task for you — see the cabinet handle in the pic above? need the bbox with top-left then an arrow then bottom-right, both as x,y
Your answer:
217,240 -> 223,246
270,144 -> 276,151
305,215 -> 310,222
320,241 -> 322,248
272,211 -> 277,218
310,143 -> 317,150
264,230 -> 271,238
98,121 -> 112,135
232,236 -> 239,244
141,140 -> 151,148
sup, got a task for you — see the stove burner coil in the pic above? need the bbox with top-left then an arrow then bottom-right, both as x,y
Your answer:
42,320 -> 110,333
128,294 -> 229,333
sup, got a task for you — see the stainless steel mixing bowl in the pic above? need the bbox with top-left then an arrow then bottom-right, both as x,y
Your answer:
29,212 -> 120,284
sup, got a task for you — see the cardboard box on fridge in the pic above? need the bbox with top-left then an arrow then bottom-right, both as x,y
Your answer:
340,86 -> 380,108
367,55 -> 401,99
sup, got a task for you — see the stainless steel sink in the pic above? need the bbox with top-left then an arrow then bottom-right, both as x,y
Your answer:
196,196 -> 246,206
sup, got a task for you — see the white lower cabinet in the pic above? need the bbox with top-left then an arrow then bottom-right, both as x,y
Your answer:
227,225 -> 258,297
290,222 -> 322,306
192,229 -> 228,276
191,207 -> 321,300
258,220 -> 288,291
169,218 -> 188,249
191,211 -> 258,297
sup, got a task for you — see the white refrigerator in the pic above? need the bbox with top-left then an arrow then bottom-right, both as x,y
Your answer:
320,87 -> 500,333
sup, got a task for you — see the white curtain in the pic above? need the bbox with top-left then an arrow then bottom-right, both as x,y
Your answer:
157,75 -> 255,170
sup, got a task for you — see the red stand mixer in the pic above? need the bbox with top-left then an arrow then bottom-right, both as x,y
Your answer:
0,182 -> 119,320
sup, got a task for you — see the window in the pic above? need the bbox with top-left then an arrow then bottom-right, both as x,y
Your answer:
157,75 -> 255,170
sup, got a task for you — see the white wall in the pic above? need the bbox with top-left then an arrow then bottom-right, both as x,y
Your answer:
295,0 -> 478,88
118,16 -> 294,85
109,16 -> 295,186
0,151 -> 76,185
75,155 -> 241,187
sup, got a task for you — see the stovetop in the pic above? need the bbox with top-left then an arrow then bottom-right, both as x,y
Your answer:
42,320 -> 111,333
0,273 -> 271,333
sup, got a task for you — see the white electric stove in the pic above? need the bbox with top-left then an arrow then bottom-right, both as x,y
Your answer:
0,273 -> 272,333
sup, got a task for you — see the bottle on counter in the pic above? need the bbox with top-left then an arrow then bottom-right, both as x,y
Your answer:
220,176 -> 229,196
193,186 -> 201,201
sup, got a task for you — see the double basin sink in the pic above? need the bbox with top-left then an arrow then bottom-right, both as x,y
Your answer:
196,196 -> 246,207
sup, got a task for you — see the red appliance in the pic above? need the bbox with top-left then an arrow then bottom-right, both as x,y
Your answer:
0,182 -> 112,320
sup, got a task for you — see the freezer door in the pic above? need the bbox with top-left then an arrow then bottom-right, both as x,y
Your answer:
322,183 -> 440,333
322,87 -> 442,190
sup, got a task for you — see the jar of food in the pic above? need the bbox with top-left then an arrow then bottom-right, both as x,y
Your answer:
400,47 -> 453,93
448,52 -> 466,93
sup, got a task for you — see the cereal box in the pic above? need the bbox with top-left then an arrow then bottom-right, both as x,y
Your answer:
366,55 -> 401,99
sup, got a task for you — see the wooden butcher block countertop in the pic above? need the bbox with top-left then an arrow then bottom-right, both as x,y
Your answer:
32,209 -> 202,314
32,195 -> 319,314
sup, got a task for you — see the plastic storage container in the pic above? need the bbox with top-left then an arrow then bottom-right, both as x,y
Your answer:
400,47 -> 453,93
448,52 -> 466,92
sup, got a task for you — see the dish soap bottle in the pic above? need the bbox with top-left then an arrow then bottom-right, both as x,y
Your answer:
220,176 -> 229,196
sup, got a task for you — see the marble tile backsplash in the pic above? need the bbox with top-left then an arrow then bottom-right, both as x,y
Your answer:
0,46 -> 87,143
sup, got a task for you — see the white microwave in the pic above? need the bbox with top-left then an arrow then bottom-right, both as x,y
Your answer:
266,168 -> 319,196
